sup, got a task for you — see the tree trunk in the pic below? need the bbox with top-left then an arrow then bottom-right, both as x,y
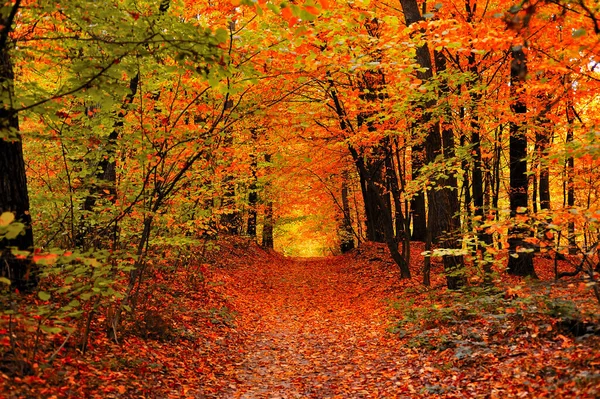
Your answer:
385,153 -> 406,243
507,46 -> 536,277
363,154 -> 388,243
262,201 -> 274,249
435,50 -> 464,289
340,176 -> 355,253
247,129 -> 258,238
399,0 -> 448,243
350,148 -> 411,278
399,0 -> 430,242
411,150 -> 427,241
0,1 -> 37,292
262,154 -> 274,249
565,76 -> 576,253
535,110 -> 551,211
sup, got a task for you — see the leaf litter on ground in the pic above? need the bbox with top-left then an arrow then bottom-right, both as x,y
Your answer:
1,238 -> 599,398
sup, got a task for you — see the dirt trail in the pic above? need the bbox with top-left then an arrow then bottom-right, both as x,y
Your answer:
219,255 -> 412,398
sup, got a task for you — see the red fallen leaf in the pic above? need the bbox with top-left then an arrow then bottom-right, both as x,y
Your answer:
318,0 -> 329,9
305,6 -> 319,15
281,6 -> 292,19
33,253 -> 58,264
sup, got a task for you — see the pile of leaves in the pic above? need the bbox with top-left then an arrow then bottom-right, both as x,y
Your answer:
373,243 -> 600,398
2,239 -> 599,398
0,237 -> 268,398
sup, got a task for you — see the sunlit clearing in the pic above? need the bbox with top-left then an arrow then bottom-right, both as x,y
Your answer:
273,216 -> 338,258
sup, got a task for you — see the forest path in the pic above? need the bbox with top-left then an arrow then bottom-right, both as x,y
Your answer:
219,254 -> 414,398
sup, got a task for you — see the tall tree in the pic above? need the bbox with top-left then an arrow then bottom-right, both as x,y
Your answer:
340,173 -> 355,253
507,45 -> 536,277
262,154 -> 274,249
0,1 -> 36,291
247,128 -> 259,238
399,0 -> 464,287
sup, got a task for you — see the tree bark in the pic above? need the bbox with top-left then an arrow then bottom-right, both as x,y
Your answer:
507,46 -> 536,277
399,0 -> 448,243
247,129 -> 258,238
466,40 -> 494,282
435,50 -> 464,289
262,154 -> 274,249
400,0 -> 463,286
340,176 -> 355,253
0,1 -> 37,292
565,76 -> 576,253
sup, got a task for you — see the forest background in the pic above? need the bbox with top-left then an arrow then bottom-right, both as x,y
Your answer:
0,0 -> 599,397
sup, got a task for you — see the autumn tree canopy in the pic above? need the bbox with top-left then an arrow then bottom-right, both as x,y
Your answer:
1,0 -> 600,394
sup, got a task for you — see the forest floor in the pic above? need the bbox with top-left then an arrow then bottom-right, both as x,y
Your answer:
2,239 -> 600,398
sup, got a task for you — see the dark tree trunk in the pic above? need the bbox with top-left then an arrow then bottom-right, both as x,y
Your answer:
507,46 -> 536,277
362,154 -> 388,243
399,0 -> 429,242
435,50 -> 464,289
460,130 -> 472,229
219,100 -> 241,235
350,148 -> 411,278
492,125 -> 503,216
262,154 -> 274,249
79,0 -> 171,249
340,177 -> 355,253
262,201 -> 274,249
0,1 -> 37,292
385,153 -> 406,242
354,147 -> 388,244
220,177 -> 241,235
466,46 -> 494,283
355,34 -> 389,244
247,129 -> 258,238
536,122 -> 551,211
400,0 -> 449,243
565,78 -> 576,253
410,150 -> 427,241
400,0 -> 463,286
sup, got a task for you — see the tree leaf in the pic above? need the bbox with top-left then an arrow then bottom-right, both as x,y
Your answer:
38,291 -> 51,301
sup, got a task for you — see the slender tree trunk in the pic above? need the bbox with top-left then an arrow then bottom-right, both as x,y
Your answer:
411,148 -> 427,241
399,0 -> 447,244
565,76 -> 576,253
465,2 -> 494,283
400,0 -> 463,286
340,175 -> 355,253
355,27 -> 389,244
386,153 -> 405,242
435,50 -> 464,289
535,123 -> 552,212
423,209 -> 432,287
493,125 -> 503,217
399,0 -> 432,242
262,154 -> 274,249
507,46 -> 536,277
0,1 -> 37,292
262,202 -> 274,249
247,129 -> 258,238
460,128 -> 472,230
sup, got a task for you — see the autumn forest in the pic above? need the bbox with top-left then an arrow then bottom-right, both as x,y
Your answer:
1,0 -> 600,397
